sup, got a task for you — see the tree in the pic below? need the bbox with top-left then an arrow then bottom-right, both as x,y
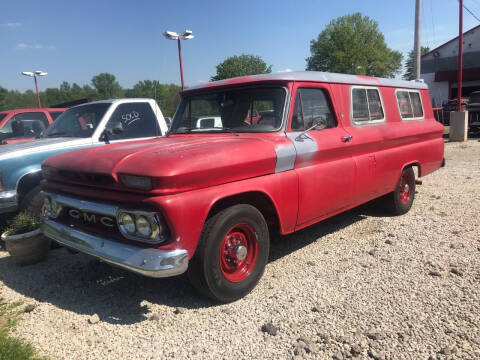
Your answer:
125,80 -> 181,117
306,13 -> 403,78
91,73 -> 122,99
211,54 -> 272,81
403,46 -> 430,80
0,86 -> 7,110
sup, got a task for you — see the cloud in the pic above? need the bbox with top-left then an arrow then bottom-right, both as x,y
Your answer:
0,22 -> 22,28
16,43 -> 55,50
278,68 -> 293,72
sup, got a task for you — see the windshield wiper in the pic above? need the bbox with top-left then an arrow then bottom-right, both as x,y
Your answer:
47,132 -> 74,138
212,127 -> 239,136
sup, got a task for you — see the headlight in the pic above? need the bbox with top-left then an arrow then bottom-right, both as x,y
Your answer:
43,197 -> 52,215
118,174 -> 152,190
135,216 -> 152,237
118,212 -> 136,234
116,210 -> 165,243
43,196 -> 62,218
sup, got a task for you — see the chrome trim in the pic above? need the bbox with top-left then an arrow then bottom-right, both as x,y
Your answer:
43,191 -> 166,244
0,190 -> 18,213
41,219 -> 188,278
45,191 -> 118,217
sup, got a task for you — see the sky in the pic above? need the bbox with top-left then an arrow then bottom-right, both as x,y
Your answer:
1,0 -> 479,92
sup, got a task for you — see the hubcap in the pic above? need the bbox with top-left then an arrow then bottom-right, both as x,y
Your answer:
219,223 -> 258,282
236,245 -> 248,260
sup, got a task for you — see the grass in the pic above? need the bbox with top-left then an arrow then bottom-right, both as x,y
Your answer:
0,300 -> 48,360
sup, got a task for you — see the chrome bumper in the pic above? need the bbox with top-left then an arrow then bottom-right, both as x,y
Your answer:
0,190 -> 18,214
41,219 -> 189,278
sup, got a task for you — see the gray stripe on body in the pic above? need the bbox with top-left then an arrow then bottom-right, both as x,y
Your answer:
274,132 -> 318,173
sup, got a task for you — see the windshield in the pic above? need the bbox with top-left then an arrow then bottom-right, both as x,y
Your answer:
44,103 -> 110,138
170,87 -> 286,134
0,113 -> 6,123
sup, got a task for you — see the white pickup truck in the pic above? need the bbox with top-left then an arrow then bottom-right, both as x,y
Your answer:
0,98 -> 168,216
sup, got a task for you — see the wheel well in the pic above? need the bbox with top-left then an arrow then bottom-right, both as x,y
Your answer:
404,162 -> 421,178
16,171 -> 43,199
207,192 -> 280,234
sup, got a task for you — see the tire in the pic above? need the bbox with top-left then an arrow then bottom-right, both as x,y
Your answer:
384,167 -> 416,215
188,204 -> 270,302
19,185 -> 45,217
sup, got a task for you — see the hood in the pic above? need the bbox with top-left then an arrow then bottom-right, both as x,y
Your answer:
0,137 -> 90,161
44,135 -> 277,194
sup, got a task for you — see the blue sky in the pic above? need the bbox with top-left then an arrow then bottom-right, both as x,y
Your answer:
1,0 -> 479,91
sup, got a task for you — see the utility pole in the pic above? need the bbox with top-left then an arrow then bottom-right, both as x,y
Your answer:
458,0 -> 464,111
413,0 -> 422,79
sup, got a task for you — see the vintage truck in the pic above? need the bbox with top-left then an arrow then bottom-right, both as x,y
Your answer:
0,98 -> 167,215
40,71 -> 444,302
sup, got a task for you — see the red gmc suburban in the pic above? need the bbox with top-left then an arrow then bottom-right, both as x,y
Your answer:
40,71 -> 444,302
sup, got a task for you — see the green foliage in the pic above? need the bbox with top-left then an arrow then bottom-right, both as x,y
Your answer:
403,46 -> 430,80
91,73 -> 123,99
4,213 -> 40,236
0,302 -> 48,360
0,73 -> 181,117
124,81 -> 181,117
211,54 -> 272,81
306,13 -> 403,78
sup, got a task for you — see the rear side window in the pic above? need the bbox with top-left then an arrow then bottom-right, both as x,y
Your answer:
291,88 -> 337,131
0,112 -> 49,140
49,111 -> 64,120
351,87 -> 385,125
396,90 -> 424,120
105,102 -> 160,140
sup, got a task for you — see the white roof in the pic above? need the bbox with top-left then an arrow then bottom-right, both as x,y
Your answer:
187,71 -> 428,91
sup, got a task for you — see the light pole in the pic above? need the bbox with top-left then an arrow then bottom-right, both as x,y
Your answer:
21,70 -> 47,108
163,30 -> 194,90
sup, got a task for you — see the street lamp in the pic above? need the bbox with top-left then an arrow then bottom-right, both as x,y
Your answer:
21,70 -> 47,108
163,30 -> 194,90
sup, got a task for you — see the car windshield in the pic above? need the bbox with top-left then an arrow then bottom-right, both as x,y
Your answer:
169,86 -> 286,134
0,113 -> 6,123
44,103 -> 110,138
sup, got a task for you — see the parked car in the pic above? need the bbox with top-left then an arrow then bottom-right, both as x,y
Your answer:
0,108 -> 67,144
467,91 -> 480,134
0,98 -> 168,216
40,71 -> 445,302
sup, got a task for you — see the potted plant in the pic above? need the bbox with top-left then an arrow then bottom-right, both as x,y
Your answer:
1,213 -> 50,265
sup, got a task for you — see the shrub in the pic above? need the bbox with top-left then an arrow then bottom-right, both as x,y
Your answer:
4,213 -> 40,236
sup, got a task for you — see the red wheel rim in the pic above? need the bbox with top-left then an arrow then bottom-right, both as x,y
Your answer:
399,172 -> 413,204
219,223 -> 258,282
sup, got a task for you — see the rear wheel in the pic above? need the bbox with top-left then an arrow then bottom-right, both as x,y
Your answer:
385,167 -> 416,215
188,204 -> 270,302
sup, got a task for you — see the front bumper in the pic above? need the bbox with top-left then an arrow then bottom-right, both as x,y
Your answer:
0,190 -> 18,214
41,219 -> 189,278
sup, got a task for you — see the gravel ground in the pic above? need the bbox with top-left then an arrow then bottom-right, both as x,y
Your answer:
0,140 -> 479,360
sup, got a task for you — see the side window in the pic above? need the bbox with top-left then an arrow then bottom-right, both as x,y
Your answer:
396,90 -> 424,120
49,111 -> 64,120
0,112 -> 49,139
351,87 -> 385,125
106,102 -> 160,140
291,88 -> 337,131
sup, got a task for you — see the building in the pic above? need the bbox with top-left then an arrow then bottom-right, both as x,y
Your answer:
421,24 -> 480,107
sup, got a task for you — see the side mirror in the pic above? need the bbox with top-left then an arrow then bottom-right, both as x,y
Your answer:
295,116 -> 328,142
106,121 -> 123,135
312,116 -> 327,130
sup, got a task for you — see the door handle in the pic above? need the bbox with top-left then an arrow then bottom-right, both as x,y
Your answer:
341,135 -> 353,143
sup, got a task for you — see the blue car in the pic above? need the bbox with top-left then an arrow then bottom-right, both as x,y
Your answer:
0,98 -> 167,215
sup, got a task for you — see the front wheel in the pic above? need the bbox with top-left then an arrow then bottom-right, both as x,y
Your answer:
385,167 -> 416,215
188,204 -> 270,302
